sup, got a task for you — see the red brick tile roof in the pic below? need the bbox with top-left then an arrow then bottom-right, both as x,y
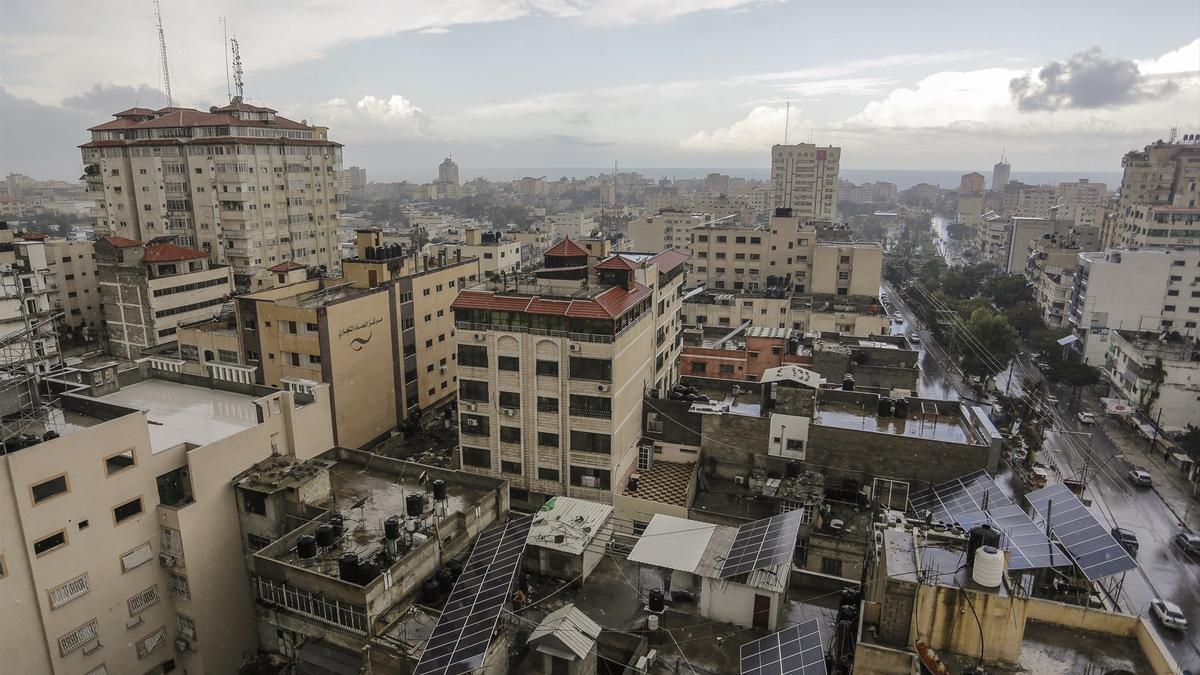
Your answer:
268,260 -> 305,272
543,237 -> 589,257
595,255 -> 638,271
19,231 -> 48,240
142,242 -> 208,262
648,249 -> 689,274
88,106 -> 314,133
452,282 -> 650,320
100,235 -> 143,248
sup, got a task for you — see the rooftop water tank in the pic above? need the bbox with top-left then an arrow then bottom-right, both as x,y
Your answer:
972,545 -> 1004,588
296,535 -> 317,560
315,524 -> 335,548
966,524 -> 1001,566
432,479 -> 447,501
384,516 -> 402,540
406,493 -> 424,517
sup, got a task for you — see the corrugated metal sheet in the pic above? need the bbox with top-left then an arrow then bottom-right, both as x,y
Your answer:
528,604 -> 601,660
627,514 -> 715,573
526,497 -> 613,555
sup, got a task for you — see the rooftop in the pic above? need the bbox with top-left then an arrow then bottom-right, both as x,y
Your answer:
280,281 -> 374,308
813,397 -> 971,444
97,379 -> 258,452
1115,329 -> 1199,361
627,514 -> 788,592
526,497 -> 613,555
622,460 -> 695,507
452,281 -> 651,321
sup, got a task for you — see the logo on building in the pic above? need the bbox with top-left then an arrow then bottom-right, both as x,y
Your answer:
340,317 -> 383,351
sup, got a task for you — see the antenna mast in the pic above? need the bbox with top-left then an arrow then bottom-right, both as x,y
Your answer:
153,0 -> 173,107
230,37 -> 245,100
783,102 -> 790,144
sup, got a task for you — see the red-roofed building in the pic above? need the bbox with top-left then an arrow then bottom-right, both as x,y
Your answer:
96,236 -> 232,359
80,97 -> 345,294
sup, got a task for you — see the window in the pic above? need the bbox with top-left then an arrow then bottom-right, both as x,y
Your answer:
570,394 -> 612,418
114,497 -> 144,524
821,557 -> 843,577
499,391 -> 521,408
458,344 -> 488,367
136,625 -> 167,658
247,534 -> 271,551
570,430 -> 611,454
220,349 -> 240,363
460,379 -> 489,402
719,364 -> 735,375
180,344 -> 200,360
570,356 -> 611,381
501,460 -> 522,474
461,413 -> 490,436
127,585 -> 160,615
537,396 -> 559,413
498,355 -> 520,371
168,572 -> 190,599
692,362 -> 707,374
538,467 -> 560,482
569,466 -> 611,490
34,530 -> 68,556
243,491 -> 267,515
538,432 -> 560,447
58,619 -> 99,656
104,448 -> 136,475
536,359 -> 559,376
121,542 -> 154,571
49,573 -> 91,609
500,426 -> 522,443
462,446 -> 491,468
31,474 -> 69,504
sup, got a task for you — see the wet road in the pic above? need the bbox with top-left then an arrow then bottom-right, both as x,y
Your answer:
881,279 -> 969,402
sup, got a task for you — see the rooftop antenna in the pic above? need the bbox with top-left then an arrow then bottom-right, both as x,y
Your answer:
153,0 -> 173,107
230,36 -> 245,100
220,18 -> 231,102
783,101 -> 790,144
1168,126 -> 1179,144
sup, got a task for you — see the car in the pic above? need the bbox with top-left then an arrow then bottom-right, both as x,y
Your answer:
1045,395 -> 1060,406
893,313 -> 904,322
1174,532 -> 1200,555
1036,360 -> 1052,372
1077,411 -> 1096,425
1127,469 -> 1153,487
909,333 -> 921,343
1112,527 -> 1139,555
1151,598 -> 1189,630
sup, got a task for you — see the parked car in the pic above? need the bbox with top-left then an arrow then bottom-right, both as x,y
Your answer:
893,313 -> 904,322
1151,598 -> 1189,630
1174,532 -> 1200,555
1077,411 -> 1096,425
1036,360 -> 1052,372
1127,469 -> 1153,487
1112,527 -> 1139,555
1045,395 -> 1060,406
909,333 -> 920,343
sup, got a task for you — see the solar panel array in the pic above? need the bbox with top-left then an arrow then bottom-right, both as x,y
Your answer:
739,618 -> 827,675
720,509 -> 806,578
414,515 -> 533,675
1026,483 -> 1138,581
908,469 -> 1012,521
952,504 -> 1070,570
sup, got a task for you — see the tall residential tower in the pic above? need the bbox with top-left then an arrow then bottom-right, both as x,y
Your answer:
769,143 -> 841,222
991,152 -> 1011,190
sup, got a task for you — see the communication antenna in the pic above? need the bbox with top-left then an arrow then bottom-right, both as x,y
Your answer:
783,101 -> 790,144
220,18 -> 231,102
1168,126 -> 1179,144
153,0 -> 173,107
231,36 -> 245,100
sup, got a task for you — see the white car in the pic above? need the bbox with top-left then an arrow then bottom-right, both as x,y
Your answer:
1151,598 -> 1188,630
1077,411 -> 1096,425
1045,395 -> 1060,406
1128,469 -> 1153,487
909,333 -> 920,343
893,313 -> 904,322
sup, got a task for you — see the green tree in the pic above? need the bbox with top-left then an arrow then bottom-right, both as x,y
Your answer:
1055,360 -> 1100,398
960,308 -> 1019,378
1005,302 -> 1045,339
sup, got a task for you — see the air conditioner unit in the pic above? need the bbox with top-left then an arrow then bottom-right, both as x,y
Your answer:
568,343 -> 581,352
175,638 -> 192,653
503,409 -> 515,417
159,553 -> 176,568
465,418 -> 479,427
597,384 -> 610,392
734,475 -> 746,486
440,366 -> 448,373
474,333 -> 485,341
465,402 -> 477,412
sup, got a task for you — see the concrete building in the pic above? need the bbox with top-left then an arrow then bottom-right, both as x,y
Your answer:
0,360 -> 334,675
704,172 -> 730,195
956,172 -> 985,226
438,157 -> 460,185
1120,205 -> 1200,247
95,236 -> 233,360
39,237 -> 102,342
626,210 -> 708,258
1106,330 -> 1200,431
81,101 -> 346,292
973,215 -> 1098,274
1025,236 -> 1087,328
683,289 -> 890,337
1070,247 -> 1200,364
769,143 -> 840,221
346,166 -> 367,198
524,496 -> 613,582
451,240 -> 686,507
431,227 -> 522,277
0,226 -> 59,374
991,153 -> 1011,190
1103,137 -> 1200,248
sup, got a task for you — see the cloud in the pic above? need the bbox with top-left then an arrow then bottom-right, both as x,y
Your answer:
776,77 -> 895,98
730,50 -> 986,85
570,0 -> 782,25
1138,38 -> 1200,76
848,68 -> 1017,128
542,133 -> 614,147
61,83 -> 171,113
418,27 -> 450,34
679,106 -> 802,151
1010,47 -> 1178,111
315,95 -> 433,136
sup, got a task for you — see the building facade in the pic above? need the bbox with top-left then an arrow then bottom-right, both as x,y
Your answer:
1103,138 -> 1200,248
1106,330 -> 1200,430
769,143 -> 841,221
0,226 -> 59,374
40,238 -> 102,342
991,154 -> 1011,190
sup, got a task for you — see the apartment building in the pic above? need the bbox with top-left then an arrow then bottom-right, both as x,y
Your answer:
769,143 -> 840,221
626,210 -> 708,257
956,172 -> 986,226
450,240 -> 685,507
991,154 -> 1011,190
0,361 -> 333,675
1025,236 -> 1086,328
430,227 -> 521,276
0,226 -> 59,374
95,236 -> 233,360
1103,138 -> 1200,248
682,290 -> 890,337
1105,330 -> 1200,430
973,215 -> 1098,274
236,231 -> 480,447
81,100 -> 346,292
1070,247 -> 1200,364
38,237 -> 102,341
1120,205 -> 1200,247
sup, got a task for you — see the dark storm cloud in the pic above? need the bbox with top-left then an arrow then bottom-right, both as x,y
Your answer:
1010,47 -> 1178,111
62,83 -> 169,114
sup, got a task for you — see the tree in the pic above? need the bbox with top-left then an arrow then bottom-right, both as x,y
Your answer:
1055,360 -> 1100,398
1177,425 -> 1200,459
1004,302 -> 1045,339
960,308 -> 1019,378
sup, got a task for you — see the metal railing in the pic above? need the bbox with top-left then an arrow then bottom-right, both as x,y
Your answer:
253,576 -> 367,634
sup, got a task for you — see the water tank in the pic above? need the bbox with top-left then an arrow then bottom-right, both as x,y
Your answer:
648,588 -> 665,613
42,430 -> 60,441
841,374 -> 855,391
315,524 -> 336,548
893,398 -> 909,419
338,554 -> 359,583
436,567 -> 455,592
876,397 -> 892,417
384,516 -> 402,540
432,479 -> 447,501
966,524 -> 1001,566
296,535 -> 317,560
406,493 -> 424,517
329,514 -> 345,538
357,560 -> 381,584
447,559 -> 464,581
972,546 -> 1004,588
411,531 -> 429,547
647,614 -> 661,632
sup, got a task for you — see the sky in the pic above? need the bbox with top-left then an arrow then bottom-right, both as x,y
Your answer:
2,0 -> 1198,182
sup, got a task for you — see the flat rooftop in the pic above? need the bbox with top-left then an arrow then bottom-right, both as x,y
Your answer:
814,399 -> 970,444
98,380 -> 258,452
622,460 -> 695,507
279,281 -> 373,308
2,402 -> 103,443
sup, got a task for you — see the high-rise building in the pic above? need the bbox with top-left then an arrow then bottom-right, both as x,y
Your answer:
627,210 -> 709,257
991,153 -> 1011,190
450,239 -> 687,507
438,156 -> 460,185
0,224 -> 58,373
346,166 -> 367,197
770,143 -> 840,221
704,172 -> 730,195
956,172 -> 986,225
1103,138 -> 1200,248
36,236 -> 103,342
81,101 -> 346,292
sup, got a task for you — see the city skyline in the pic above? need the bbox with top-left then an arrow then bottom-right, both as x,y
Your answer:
2,1 -> 1198,181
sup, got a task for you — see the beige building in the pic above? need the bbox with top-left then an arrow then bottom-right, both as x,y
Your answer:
626,210 -> 708,258
0,226 -> 59,374
37,237 -> 102,342
1119,205 -> 1200,247
431,227 -> 521,277
96,236 -> 233,360
451,239 -> 686,507
1025,237 -> 1085,328
1103,138 -> 1200,248
682,291 -> 890,336
770,143 -> 840,220
81,101 -> 346,292
1106,330 -> 1200,430
0,360 -> 334,675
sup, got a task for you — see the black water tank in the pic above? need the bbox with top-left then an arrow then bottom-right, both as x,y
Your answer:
384,516 -> 402,540
406,493 -> 424,517
296,535 -> 317,560
338,554 -> 359,582
447,559 -> 464,581
315,524 -> 335,548
648,588 -> 666,613
432,479 -> 447,501
329,513 -> 345,538
42,430 -> 60,441
877,397 -> 893,417
841,374 -> 855,391
893,398 -> 909,419
966,524 -> 1001,566
357,560 -> 380,584
436,567 -> 455,592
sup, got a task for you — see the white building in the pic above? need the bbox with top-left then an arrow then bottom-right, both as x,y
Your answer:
770,143 -> 840,221
1106,330 -> 1200,431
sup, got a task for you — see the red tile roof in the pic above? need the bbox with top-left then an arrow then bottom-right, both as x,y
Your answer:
268,260 -> 306,272
543,238 -> 589,257
19,231 -> 48,240
595,255 -> 638,271
88,106 -> 313,133
114,107 -> 157,117
648,249 -> 689,274
213,101 -> 278,113
142,242 -> 208,263
100,235 -> 143,249
451,282 -> 650,321
593,284 -> 651,318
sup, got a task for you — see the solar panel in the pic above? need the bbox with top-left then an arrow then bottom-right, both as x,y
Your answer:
952,504 -> 1070,570
908,469 -> 1012,522
1026,483 -> 1137,581
739,618 -> 826,675
414,515 -> 533,675
720,509 -> 805,578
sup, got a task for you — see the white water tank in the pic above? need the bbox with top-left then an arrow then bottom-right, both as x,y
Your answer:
646,614 -> 660,632
972,545 -> 1004,588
